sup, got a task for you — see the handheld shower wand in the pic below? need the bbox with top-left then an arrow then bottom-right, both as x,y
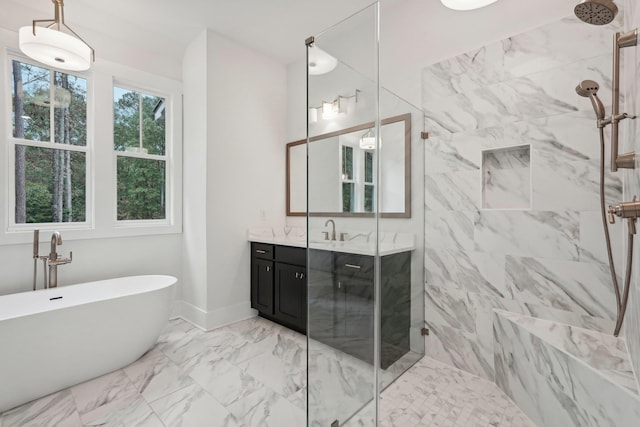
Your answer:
575,80 -> 606,123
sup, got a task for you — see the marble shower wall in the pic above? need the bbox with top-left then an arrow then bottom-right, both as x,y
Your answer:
622,0 -> 640,391
422,15 -> 626,380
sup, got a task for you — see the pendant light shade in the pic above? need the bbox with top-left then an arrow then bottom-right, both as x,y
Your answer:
360,128 -> 376,150
19,26 -> 92,71
440,0 -> 499,11
19,0 -> 94,72
308,46 -> 338,75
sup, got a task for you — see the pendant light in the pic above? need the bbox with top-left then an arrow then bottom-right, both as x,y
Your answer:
360,128 -> 376,150
19,0 -> 95,72
440,0 -> 499,11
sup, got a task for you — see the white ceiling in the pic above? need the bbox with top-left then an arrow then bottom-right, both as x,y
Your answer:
2,0 -> 404,66
2,0 -> 582,105
3,0 -> 580,63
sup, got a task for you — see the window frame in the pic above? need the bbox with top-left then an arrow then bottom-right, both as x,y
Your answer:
0,46 -> 182,246
6,54 -> 93,232
112,82 -> 170,225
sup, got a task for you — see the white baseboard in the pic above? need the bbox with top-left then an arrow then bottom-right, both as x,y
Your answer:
171,299 -> 257,331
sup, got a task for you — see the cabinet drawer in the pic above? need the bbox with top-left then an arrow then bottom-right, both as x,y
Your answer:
335,253 -> 374,279
252,242 -> 274,260
275,245 -> 306,267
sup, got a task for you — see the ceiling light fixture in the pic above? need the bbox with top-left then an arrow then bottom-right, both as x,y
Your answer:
359,128 -> 376,150
440,0 -> 499,11
308,46 -> 338,75
19,0 -> 95,71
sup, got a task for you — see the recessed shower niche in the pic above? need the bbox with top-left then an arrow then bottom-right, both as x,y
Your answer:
482,145 -> 531,209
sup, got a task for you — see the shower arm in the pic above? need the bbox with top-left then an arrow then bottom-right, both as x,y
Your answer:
610,29 -> 638,172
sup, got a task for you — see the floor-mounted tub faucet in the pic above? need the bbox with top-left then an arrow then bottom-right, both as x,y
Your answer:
32,230 -> 72,290
48,231 -> 72,289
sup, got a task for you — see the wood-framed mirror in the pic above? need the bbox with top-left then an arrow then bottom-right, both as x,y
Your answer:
286,113 -> 411,218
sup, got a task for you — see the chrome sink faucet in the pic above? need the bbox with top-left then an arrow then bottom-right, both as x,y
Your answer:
324,219 -> 336,241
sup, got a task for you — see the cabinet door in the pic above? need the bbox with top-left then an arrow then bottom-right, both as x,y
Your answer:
252,258 -> 274,315
274,263 -> 306,332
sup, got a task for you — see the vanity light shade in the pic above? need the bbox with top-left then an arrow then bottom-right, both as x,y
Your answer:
308,46 -> 338,75
322,100 -> 338,120
19,26 -> 92,71
360,129 -> 376,150
309,107 -> 318,123
440,0 -> 499,11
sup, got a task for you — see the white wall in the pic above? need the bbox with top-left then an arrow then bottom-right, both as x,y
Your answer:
179,29 -> 287,329
181,31 -> 209,317
206,30 -> 287,324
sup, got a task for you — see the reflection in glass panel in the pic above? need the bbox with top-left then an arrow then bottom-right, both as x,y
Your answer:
54,72 -> 87,146
114,87 -> 140,152
342,182 -> 354,212
117,157 -> 166,220
11,61 -> 50,142
365,151 -> 374,183
342,145 -> 353,180
142,94 -> 166,155
16,145 -> 86,223
364,184 -> 374,212
114,87 -> 166,155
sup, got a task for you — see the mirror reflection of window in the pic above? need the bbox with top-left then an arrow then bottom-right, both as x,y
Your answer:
364,151 -> 374,212
341,145 -> 354,212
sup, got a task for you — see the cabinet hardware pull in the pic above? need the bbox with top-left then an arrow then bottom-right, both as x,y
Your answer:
266,266 -> 271,272
300,272 -> 305,279
256,249 -> 267,254
345,264 -> 361,269
338,281 -> 341,289
295,272 -> 300,279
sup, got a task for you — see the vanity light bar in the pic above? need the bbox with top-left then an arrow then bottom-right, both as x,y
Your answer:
309,90 -> 359,122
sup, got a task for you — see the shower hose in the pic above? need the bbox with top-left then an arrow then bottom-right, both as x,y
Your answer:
598,127 -> 634,337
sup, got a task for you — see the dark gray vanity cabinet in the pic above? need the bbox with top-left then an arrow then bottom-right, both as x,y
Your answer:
308,249 -> 411,369
251,242 -> 411,369
251,243 -> 274,315
251,243 -> 307,334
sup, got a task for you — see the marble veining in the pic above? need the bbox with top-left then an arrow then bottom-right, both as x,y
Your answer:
0,316 -> 536,427
494,311 -> 640,427
505,255 -> 617,319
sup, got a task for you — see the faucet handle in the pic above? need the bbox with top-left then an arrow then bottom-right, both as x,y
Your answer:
322,231 -> 329,241
339,232 -> 348,241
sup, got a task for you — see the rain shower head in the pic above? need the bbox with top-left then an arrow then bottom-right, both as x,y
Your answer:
574,0 -> 618,25
576,80 -> 606,120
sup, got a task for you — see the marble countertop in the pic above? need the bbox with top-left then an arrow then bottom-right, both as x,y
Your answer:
247,226 -> 415,256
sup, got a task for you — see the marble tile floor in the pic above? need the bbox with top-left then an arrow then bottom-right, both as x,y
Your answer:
0,316 -> 535,427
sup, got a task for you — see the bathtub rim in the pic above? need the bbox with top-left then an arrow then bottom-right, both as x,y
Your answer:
0,274 -> 177,322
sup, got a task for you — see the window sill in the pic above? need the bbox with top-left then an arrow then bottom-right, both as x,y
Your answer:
0,222 -> 182,246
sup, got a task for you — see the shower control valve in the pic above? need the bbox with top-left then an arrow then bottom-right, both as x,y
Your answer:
608,196 -> 640,224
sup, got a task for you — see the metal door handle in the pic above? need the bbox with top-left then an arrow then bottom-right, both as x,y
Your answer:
266,265 -> 271,272
345,264 -> 361,269
256,249 -> 267,254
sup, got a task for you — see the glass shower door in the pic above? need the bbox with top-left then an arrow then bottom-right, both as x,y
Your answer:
306,4 -> 380,426
306,3 -> 425,425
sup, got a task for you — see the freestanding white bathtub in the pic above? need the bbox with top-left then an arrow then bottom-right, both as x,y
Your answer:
0,275 -> 176,413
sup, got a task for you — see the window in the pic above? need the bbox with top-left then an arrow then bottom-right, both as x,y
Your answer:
113,86 -> 167,221
9,59 -> 88,226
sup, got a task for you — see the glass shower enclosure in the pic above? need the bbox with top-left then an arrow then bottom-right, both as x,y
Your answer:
306,3 -> 425,425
